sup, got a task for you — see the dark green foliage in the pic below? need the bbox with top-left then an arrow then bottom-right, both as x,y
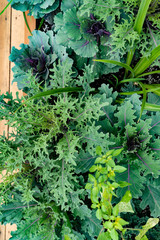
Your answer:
121,199 -> 160,240
54,0 -> 122,75
9,30 -> 72,91
9,0 -> 59,18
0,63 -> 109,239
93,86 -> 160,216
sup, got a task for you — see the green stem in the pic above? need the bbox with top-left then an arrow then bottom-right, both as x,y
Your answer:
125,0 -> 152,77
23,12 -> 33,36
0,0 -> 13,16
38,18 -> 45,30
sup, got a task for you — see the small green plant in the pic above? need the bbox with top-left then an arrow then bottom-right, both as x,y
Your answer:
86,148 -> 159,240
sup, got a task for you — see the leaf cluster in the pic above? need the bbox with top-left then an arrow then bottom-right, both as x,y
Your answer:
9,0 -> 59,18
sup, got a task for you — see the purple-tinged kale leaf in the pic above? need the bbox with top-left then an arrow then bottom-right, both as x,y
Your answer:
9,30 -> 72,91
94,88 -> 160,217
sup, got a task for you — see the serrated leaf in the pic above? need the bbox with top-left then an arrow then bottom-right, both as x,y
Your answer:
116,166 -> 146,198
140,178 -> 160,217
114,100 -> 136,130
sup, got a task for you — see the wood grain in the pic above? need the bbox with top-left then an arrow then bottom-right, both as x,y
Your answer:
0,1 -> 36,239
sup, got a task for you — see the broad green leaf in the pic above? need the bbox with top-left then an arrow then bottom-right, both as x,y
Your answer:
64,235 -> 71,240
135,218 -> 159,240
69,39 -> 98,58
110,228 -> 119,240
112,205 -> 119,216
120,191 -> 132,202
98,232 -> 111,240
96,146 -> 102,156
114,166 -> 126,173
96,209 -> 102,220
104,221 -> 113,229
141,236 -> 148,240
89,165 -> 97,172
64,8 -> 81,41
118,191 -> 134,213
112,148 -> 123,157
140,178 -> 160,217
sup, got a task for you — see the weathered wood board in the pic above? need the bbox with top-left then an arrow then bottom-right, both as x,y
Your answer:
0,1 -> 36,239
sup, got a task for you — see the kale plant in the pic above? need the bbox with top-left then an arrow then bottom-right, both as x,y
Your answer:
93,85 -> 160,217
8,0 -> 59,18
54,0 -> 122,75
9,30 -> 72,91
0,63 -> 111,239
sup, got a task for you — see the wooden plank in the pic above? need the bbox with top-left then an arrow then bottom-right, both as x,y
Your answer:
0,225 -> 6,240
0,1 -> 11,136
0,3 -> 36,239
10,10 -> 36,96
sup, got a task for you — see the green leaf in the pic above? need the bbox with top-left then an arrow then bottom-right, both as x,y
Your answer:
138,82 -> 147,119
0,0 -> 13,16
69,39 -> 98,58
98,232 -> 111,240
134,44 -> 160,77
141,236 -> 148,240
96,209 -> 102,220
96,146 -> 102,156
89,165 -> 97,172
64,235 -> 72,240
112,148 -> 123,156
144,103 -> 160,111
140,178 -> 160,217
133,0 -> 152,34
110,228 -> 119,240
104,221 -> 113,229
112,205 -> 119,216
118,201 -> 134,213
114,166 -> 126,173
114,100 -> 136,130
120,191 -> 132,202
135,218 -> 159,240
93,59 -> 134,78
64,8 -> 81,41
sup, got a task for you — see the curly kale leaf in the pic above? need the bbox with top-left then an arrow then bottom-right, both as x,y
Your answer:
0,63 -> 113,238
9,30 -> 72,91
9,0 -> 59,18
54,0 -> 114,68
95,88 -> 160,216
140,176 -> 160,217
